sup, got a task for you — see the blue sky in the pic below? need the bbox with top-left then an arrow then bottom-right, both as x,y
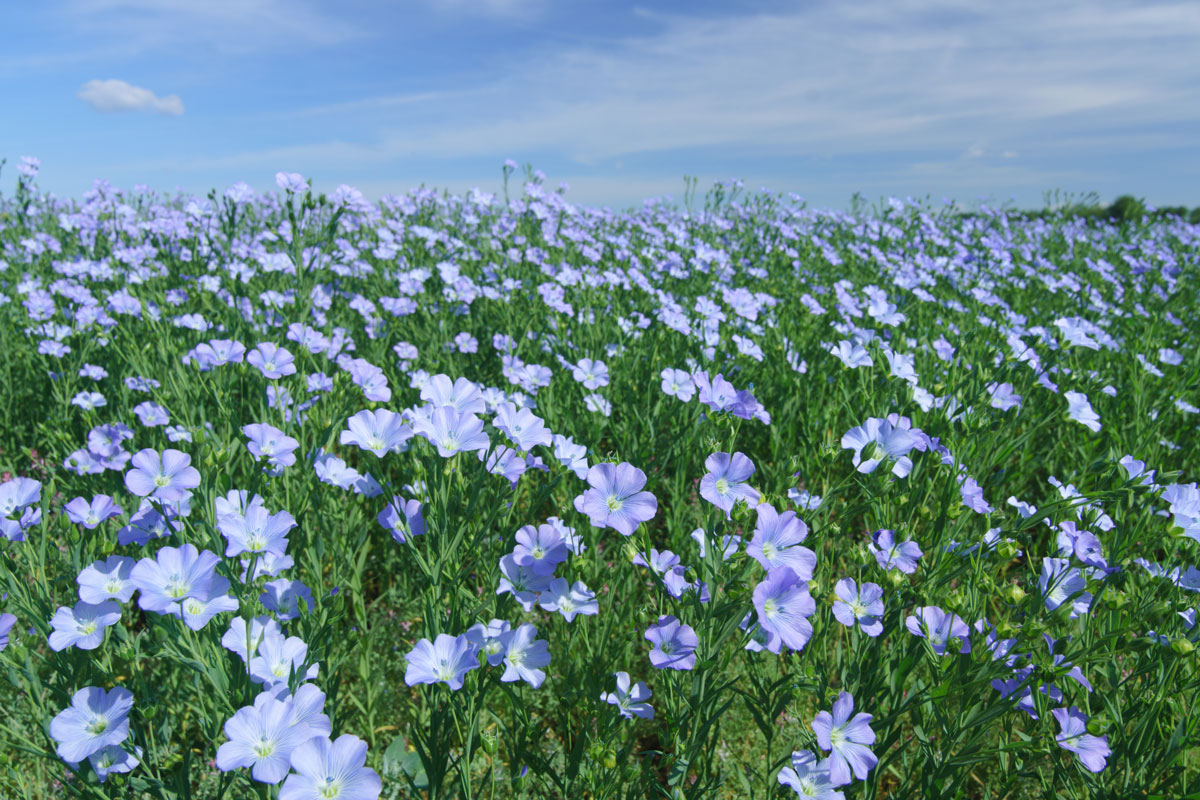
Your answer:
3,0 -> 1198,212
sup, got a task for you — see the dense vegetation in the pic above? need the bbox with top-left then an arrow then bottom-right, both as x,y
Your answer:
0,158 -> 1197,799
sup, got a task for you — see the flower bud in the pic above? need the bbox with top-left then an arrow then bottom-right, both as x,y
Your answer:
1171,638 -> 1196,656
1003,584 -> 1026,604
996,540 -> 1020,560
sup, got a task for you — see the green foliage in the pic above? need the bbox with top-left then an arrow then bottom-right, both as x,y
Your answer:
0,172 -> 1196,799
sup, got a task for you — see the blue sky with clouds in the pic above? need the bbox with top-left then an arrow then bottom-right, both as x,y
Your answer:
3,0 -> 1198,211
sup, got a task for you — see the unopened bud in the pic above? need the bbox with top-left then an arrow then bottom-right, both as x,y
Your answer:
1171,638 -> 1195,656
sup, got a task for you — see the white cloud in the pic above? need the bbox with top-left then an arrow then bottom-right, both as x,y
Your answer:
78,79 -> 184,115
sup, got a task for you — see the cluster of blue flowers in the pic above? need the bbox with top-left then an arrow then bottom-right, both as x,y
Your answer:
0,161 -> 1196,797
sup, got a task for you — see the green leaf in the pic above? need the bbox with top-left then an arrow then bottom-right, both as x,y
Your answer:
382,736 -> 408,775
402,752 -> 430,789
667,758 -> 690,787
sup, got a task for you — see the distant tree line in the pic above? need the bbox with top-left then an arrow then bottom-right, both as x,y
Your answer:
958,191 -> 1200,225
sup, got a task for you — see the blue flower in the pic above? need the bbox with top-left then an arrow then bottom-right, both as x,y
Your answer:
1039,558 -> 1092,618
499,623 -> 551,688
130,543 -> 220,615
868,529 -> 922,574
48,600 -> 122,651
659,368 -> 696,401
246,342 -> 297,380
49,686 -> 134,765
905,606 -> 971,656
243,423 -> 300,470
413,406 -> 490,458
216,696 -> 314,784
123,448 -> 200,502
811,692 -> 876,786
645,615 -> 698,671
0,612 -> 17,651
405,633 -> 479,691
753,568 -> 816,653
260,578 -> 314,621
340,410 -> 412,458
218,504 -> 296,558
573,462 -> 657,537
76,556 -> 136,604
494,402 -> 553,451
249,630 -> 315,687
278,734 -> 381,800
221,616 -> 282,663
699,452 -> 760,519
1053,706 -> 1110,772
601,672 -> 654,720
841,418 -> 916,477
497,554 -> 552,611
513,523 -> 569,576
88,744 -> 141,783
831,579 -> 884,637
538,579 -> 598,622
377,496 -> 425,543
747,502 -> 816,578
419,374 -> 486,415
778,750 -> 843,799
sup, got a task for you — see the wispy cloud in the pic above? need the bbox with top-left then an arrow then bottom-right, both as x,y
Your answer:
283,90 -> 468,119
172,0 -> 1200,170
77,79 -> 184,115
44,0 -> 1200,208
422,0 -> 547,19
62,0 -> 362,53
